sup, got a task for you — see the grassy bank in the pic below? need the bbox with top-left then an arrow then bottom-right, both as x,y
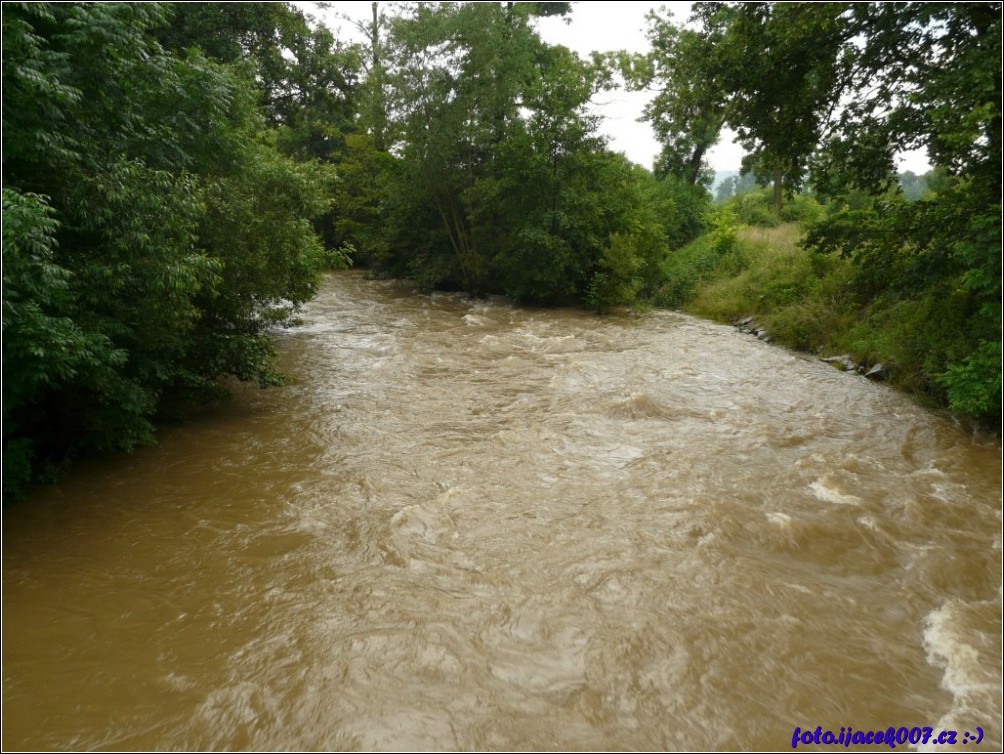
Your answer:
654,218 -> 1000,429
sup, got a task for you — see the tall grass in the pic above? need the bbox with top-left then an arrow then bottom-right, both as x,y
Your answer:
655,217 -> 999,426
658,222 -> 858,352
652,188 -> 1000,428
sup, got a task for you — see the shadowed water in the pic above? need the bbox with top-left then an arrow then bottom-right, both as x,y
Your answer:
4,272 -> 1001,750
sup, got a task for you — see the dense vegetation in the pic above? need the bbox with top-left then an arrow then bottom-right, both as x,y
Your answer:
367,2 -> 707,307
3,1 -> 1000,497
635,2 -> 1000,426
2,3 -> 342,496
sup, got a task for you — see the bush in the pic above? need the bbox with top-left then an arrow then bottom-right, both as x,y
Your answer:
780,193 -> 825,225
585,232 -> 645,313
653,217 -> 738,308
656,220 -> 858,352
938,340 -> 1003,419
730,189 -> 779,226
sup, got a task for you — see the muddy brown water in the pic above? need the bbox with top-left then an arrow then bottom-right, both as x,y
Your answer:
3,272 -> 1001,751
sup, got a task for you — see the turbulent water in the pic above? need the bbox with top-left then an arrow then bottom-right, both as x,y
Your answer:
3,272 -> 1001,751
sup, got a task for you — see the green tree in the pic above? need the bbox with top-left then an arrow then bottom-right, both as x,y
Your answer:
897,171 -> 929,202
722,2 -> 848,214
377,2 -> 581,296
157,2 -> 365,252
811,3 -> 1000,199
375,2 -> 671,309
2,2 -> 331,496
638,2 -> 849,213
157,2 -> 316,125
806,2 -> 1002,424
628,8 -> 727,186
339,2 -> 391,152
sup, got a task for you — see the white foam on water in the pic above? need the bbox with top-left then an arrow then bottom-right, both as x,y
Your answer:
766,512 -> 792,528
856,515 -> 881,532
921,599 -> 1001,750
809,478 -> 863,506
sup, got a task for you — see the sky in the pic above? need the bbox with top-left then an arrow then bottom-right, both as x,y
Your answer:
307,1 -> 930,174
533,2 -> 706,169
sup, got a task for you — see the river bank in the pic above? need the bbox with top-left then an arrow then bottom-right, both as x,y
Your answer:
655,221 -> 1001,432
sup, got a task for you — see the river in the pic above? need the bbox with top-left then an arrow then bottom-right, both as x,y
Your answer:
3,272 -> 1001,750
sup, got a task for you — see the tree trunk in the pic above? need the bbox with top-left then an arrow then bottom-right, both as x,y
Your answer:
687,144 -> 707,186
370,2 -> 386,151
772,168 -> 783,217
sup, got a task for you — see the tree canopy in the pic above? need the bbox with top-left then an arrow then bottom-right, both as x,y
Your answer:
2,2 -> 336,496
638,1 -> 1000,421
371,1 -> 695,306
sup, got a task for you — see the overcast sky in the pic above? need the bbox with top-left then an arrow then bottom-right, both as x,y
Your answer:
534,2 -> 709,169
309,1 -> 930,174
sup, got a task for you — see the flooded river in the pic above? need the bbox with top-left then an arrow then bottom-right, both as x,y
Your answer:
3,272 -> 1001,750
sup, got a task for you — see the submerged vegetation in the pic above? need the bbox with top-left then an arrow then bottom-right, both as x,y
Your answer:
3,1 -> 1000,497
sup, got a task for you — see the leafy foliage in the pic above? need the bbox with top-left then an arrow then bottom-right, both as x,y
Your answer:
627,10 -> 726,186
2,2 -> 332,496
156,2 -> 366,254
639,1 -> 1000,425
804,3 -> 1001,424
635,2 -> 848,211
372,2 -> 695,309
